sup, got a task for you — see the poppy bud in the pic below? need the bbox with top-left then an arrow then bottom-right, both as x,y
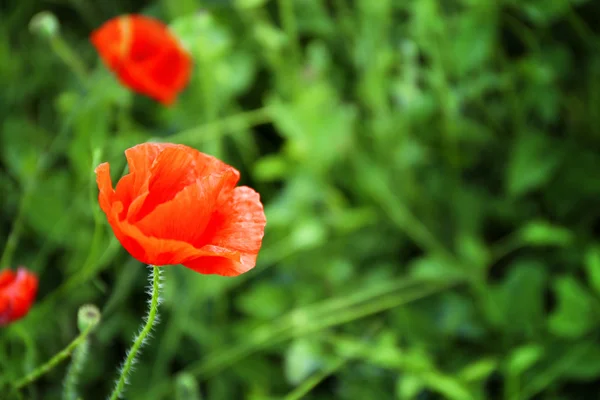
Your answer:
29,11 -> 60,39
77,304 -> 101,333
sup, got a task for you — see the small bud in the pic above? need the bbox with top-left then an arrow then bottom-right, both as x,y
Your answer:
175,373 -> 202,400
77,304 -> 101,333
29,11 -> 60,39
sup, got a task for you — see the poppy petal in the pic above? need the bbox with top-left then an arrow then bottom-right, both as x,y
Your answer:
90,18 -> 125,70
126,15 -> 169,63
95,162 -> 118,217
128,145 -> 239,222
108,216 -> 237,266
182,186 -> 266,276
207,186 -> 266,253
136,170 -> 239,245
183,254 -> 257,277
0,269 -> 16,288
0,268 -> 38,326
91,14 -> 192,105
116,142 -> 175,210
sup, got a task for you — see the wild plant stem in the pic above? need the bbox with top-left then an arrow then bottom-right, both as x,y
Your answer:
14,325 -> 94,390
62,337 -> 90,400
107,265 -> 162,400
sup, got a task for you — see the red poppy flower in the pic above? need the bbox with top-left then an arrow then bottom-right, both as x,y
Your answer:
90,14 -> 192,105
0,267 -> 38,326
95,143 -> 267,276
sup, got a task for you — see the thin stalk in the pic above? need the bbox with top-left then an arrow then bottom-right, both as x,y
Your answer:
283,357 -> 348,400
14,325 -> 95,390
62,337 -> 90,400
107,266 -> 162,400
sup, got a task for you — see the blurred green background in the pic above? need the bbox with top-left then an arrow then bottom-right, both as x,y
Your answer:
2,0 -> 600,399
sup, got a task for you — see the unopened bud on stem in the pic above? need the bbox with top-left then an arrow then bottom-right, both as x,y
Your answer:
77,304 -> 101,333
29,11 -> 59,39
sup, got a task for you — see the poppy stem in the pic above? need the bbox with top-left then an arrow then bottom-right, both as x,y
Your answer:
63,305 -> 101,400
107,265 -> 162,400
49,34 -> 89,86
62,336 -> 90,400
13,323 -> 98,390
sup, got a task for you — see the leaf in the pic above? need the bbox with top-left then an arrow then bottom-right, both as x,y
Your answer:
585,246 -> 600,296
254,155 -> 289,182
505,344 -> 544,376
518,221 -> 573,247
268,83 -> 356,172
562,342 -> 600,380
506,133 -> 561,197
1,118 -> 48,183
234,0 -> 267,9
500,260 -> 547,337
170,13 -> 232,60
519,0 -> 571,25
236,283 -> 292,320
458,358 -> 498,382
449,7 -> 494,76
408,256 -> 465,282
548,276 -> 598,338
284,339 -> 322,385
396,374 -> 424,400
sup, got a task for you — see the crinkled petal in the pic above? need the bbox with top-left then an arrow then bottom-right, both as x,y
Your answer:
116,143 -> 176,210
182,186 -> 266,276
107,214 -> 238,266
183,253 -> 258,277
206,186 -> 266,253
95,162 -> 118,217
127,145 -> 239,222
136,170 -> 239,244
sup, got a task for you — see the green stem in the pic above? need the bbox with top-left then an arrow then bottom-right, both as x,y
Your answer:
62,337 -> 90,400
167,107 -> 272,145
14,325 -> 95,390
0,182 -> 35,269
277,0 -> 300,95
283,357 -> 347,400
50,34 -> 89,86
107,266 -> 162,400
0,99 -> 81,270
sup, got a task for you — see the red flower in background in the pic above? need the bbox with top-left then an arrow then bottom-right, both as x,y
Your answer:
95,143 -> 266,276
0,267 -> 38,326
90,14 -> 192,105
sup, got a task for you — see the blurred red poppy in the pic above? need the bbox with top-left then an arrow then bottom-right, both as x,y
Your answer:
90,14 -> 192,105
0,267 -> 38,326
95,143 -> 267,276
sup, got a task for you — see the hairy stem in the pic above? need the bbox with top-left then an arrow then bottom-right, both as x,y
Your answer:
62,337 -> 90,400
107,265 -> 162,400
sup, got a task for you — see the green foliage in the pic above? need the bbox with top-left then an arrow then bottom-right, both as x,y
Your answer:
2,0 -> 600,399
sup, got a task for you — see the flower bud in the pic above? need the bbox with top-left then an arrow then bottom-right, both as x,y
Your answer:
29,11 -> 60,39
77,304 -> 101,333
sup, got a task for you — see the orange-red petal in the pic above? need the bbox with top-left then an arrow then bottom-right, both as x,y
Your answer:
182,186 -> 266,276
0,267 -> 38,326
136,171 -> 239,244
95,143 -> 266,274
126,145 -> 239,222
90,14 -> 192,105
